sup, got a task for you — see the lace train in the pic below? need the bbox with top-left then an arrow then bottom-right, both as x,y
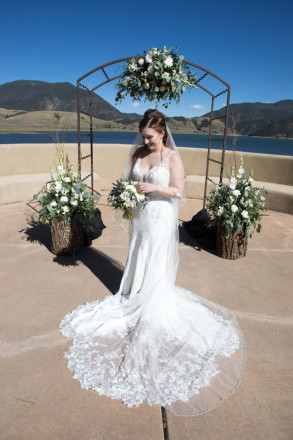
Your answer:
60,285 -> 245,416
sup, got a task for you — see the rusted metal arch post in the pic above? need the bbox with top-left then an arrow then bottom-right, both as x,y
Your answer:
77,57 -> 230,209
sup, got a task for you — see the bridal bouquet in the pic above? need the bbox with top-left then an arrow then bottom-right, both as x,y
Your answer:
115,46 -> 198,108
207,155 -> 268,239
107,178 -> 149,220
33,148 -> 99,226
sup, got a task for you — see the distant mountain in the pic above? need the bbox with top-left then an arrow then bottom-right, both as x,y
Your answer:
202,100 -> 293,136
0,80 -> 292,137
250,116 -> 293,138
120,112 -> 143,120
0,80 -> 122,121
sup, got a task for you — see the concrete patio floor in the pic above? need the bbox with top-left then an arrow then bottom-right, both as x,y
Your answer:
0,195 -> 292,440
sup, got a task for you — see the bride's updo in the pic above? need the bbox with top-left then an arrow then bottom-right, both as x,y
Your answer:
139,109 -> 168,145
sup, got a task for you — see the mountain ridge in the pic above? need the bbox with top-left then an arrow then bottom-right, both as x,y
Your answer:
0,80 -> 292,137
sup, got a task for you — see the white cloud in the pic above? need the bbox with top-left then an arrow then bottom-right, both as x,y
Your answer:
129,102 -> 140,107
190,104 -> 204,109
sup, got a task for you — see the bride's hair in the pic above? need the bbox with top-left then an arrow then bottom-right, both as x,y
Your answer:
139,109 -> 168,145
130,109 -> 168,170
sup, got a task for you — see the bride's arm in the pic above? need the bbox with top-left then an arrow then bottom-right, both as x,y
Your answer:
136,153 -> 185,199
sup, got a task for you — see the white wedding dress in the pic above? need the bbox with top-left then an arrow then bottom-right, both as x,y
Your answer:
59,151 -> 246,416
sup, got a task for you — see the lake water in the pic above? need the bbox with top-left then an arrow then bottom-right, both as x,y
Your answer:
0,131 -> 292,156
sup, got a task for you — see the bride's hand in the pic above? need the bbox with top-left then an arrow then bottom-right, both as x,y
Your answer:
136,182 -> 157,193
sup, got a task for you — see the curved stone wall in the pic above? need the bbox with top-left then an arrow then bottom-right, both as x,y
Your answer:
0,143 -> 292,213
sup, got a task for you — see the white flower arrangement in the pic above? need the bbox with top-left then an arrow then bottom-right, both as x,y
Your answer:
107,178 -> 149,220
207,154 -> 268,239
115,46 -> 198,108
33,148 -> 99,225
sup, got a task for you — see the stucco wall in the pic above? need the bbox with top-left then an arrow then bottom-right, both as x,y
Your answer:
1,143 -> 292,186
0,143 -> 292,213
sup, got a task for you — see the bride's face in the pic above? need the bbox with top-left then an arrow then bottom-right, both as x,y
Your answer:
140,127 -> 163,151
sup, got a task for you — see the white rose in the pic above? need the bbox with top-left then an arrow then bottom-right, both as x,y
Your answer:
232,190 -> 241,197
241,210 -> 249,219
145,54 -> 152,63
64,177 -> 71,183
260,195 -> 265,201
50,200 -> 57,207
248,177 -> 254,183
70,199 -> 78,206
231,204 -> 238,213
159,86 -> 166,92
164,56 -> 173,67
138,58 -> 144,65
126,184 -> 137,193
60,196 -> 69,203
147,66 -> 154,74
162,72 -> 170,79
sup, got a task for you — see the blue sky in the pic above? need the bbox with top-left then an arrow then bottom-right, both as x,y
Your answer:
1,0 -> 292,117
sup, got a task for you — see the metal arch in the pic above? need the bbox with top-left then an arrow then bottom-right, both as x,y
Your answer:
77,57 -> 231,209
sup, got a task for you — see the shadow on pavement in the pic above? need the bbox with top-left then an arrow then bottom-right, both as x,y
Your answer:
20,217 -> 123,293
19,218 -> 51,251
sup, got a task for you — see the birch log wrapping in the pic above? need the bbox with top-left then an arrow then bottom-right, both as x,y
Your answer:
51,218 -> 84,256
216,221 -> 248,260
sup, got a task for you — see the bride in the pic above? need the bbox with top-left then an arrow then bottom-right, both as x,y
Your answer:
60,109 -> 246,416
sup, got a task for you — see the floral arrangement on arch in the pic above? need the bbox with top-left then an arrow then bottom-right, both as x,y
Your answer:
33,148 -> 99,226
207,155 -> 268,239
115,46 -> 198,108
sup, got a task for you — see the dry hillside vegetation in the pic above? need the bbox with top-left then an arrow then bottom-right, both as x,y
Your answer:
0,108 -> 224,134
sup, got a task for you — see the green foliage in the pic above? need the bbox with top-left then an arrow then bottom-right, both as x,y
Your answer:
206,155 -> 269,239
33,148 -> 99,226
114,46 -> 198,108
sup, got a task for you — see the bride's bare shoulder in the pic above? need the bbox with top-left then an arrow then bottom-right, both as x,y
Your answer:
169,151 -> 184,169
